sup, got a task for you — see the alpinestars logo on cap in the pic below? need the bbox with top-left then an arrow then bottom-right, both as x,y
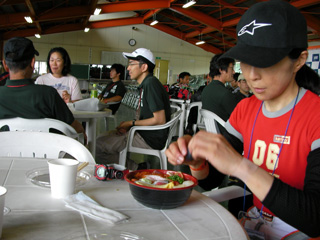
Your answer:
238,20 -> 272,36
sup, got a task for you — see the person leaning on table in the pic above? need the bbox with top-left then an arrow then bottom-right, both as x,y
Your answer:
96,48 -> 171,169
0,37 -> 86,140
166,0 -> 320,239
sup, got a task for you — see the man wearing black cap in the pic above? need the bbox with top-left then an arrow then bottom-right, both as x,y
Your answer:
96,48 -> 171,168
0,37 -> 85,136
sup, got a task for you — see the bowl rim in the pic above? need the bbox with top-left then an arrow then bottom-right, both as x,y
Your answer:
124,169 -> 198,191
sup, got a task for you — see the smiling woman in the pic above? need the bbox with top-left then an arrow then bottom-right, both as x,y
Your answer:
35,47 -> 82,104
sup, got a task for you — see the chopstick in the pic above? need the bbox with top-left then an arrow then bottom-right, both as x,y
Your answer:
77,162 -> 89,172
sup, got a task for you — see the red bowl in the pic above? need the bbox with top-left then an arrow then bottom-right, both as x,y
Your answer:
125,169 -> 198,209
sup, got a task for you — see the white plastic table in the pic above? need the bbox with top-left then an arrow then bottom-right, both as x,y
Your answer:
72,109 -> 111,158
0,157 -> 248,240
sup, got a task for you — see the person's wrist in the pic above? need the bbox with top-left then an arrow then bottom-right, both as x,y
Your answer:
132,119 -> 136,126
231,157 -> 258,183
189,160 -> 207,171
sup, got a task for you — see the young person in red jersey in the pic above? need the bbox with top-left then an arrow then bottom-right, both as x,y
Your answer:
166,1 -> 320,239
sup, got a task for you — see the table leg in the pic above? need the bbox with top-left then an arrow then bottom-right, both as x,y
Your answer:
86,118 -> 97,158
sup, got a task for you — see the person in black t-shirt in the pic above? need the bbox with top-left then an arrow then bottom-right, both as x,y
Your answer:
98,63 -> 126,114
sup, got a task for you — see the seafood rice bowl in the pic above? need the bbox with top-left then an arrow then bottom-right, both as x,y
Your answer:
125,169 -> 198,209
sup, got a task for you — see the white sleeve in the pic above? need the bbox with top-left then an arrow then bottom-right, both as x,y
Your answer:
70,76 -> 83,101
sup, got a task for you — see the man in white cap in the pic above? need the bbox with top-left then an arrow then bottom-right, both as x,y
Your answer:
233,73 -> 252,103
96,48 -> 171,169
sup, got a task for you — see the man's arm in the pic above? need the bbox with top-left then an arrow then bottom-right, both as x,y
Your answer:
101,95 -> 122,104
117,109 -> 166,132
70,120 -> 87,143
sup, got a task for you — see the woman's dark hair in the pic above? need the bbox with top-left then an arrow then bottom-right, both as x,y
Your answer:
47,47 -> 71,76
209,53 -> 235,78
111,63 -> 125,80
289,48 -> 320,95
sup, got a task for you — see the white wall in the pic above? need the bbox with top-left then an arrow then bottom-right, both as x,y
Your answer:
30,24 -> 214,85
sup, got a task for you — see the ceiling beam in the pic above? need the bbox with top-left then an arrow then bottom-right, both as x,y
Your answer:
291,0 -> 320,8
89,17 -> 144,29
83,0 -> 99,27
170,6 -> 222,31
2,23 -> 84,40
25,0 -> 41,33
186,38 -> 223,54
143,8 -> 163,21
304,14 -> 320,36
99,0 -> 171,13
150,23 -> 221,54
0,6 -> 91,28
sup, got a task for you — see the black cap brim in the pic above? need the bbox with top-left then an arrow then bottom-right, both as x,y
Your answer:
220,41 -> 292,68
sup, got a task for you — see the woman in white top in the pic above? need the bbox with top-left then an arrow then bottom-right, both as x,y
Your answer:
36,47 -> 82,103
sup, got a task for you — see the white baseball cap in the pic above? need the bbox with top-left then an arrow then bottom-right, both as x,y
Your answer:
238,74 -> 245,81
122,48 -> 155,66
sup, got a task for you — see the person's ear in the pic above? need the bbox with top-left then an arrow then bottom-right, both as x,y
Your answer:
140,63 -> 148,73
31,57 -> 36,69
2,60 -> 9,72
294,50 -> 308,73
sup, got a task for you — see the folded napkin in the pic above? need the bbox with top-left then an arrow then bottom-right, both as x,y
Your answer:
64,191 -> 129,224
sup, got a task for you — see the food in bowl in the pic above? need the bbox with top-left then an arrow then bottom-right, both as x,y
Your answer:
129,170 -> 194,189
125,169 -> 198,209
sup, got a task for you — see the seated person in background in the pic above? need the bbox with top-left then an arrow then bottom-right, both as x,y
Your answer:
98,63 -> 126,115
35,47 -> 82,104
0,37 -> 85,139
96,48 -> 171,168
201,54 -> 238,134
226,72 -> 239,92
233,74 -> 252,103
166,1 -> 320,238
169,72 -> 192,100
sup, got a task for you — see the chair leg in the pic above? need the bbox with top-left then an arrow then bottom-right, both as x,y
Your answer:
160,152 -> 167,170
119,149 -> 127,167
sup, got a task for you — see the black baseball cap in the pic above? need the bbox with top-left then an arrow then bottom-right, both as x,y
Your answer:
4,37 -> 39,62
220,0 -> 307,68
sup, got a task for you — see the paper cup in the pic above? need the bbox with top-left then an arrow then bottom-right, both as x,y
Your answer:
47,159 -> 79,199
0,186 -> 7,238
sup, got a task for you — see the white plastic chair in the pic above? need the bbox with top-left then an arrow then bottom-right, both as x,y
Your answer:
104,101 -> 121,131
200,109 -> 226,134
0,131 -> 95,163
199,109 -> 251,202
186,101 -> 204,133
119,110 -> 182,169
170,99 -> 190,137
0,117 -> 84,143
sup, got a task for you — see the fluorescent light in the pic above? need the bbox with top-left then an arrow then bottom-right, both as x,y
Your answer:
35,34 -> 41,38
150,20 -> 159,26
94,8 -> 101,15
183,0 -> 196,8
196,40 -> 205,45
24,16 -> 33,23
84,28 -> 90,32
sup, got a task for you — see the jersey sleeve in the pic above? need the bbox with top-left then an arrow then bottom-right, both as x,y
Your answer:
262,147 -> 320,237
